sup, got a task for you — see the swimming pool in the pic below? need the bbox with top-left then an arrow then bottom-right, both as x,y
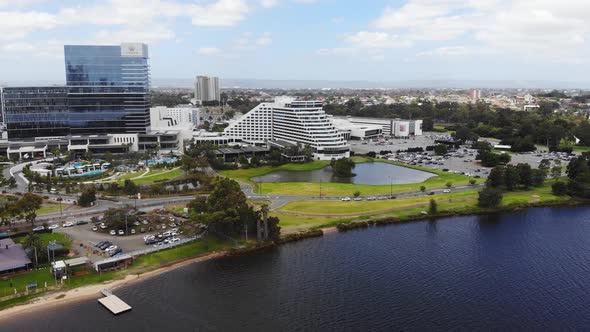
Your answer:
67,170 -> 105,177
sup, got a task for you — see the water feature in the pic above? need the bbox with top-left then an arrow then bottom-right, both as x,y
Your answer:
6,206 -> 590,331
252,162 -> 435,185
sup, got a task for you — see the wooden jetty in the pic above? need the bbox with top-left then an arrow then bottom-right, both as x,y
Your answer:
98,289 -> 132,315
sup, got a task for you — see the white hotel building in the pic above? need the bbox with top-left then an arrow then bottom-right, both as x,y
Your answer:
223,97 -> 349,160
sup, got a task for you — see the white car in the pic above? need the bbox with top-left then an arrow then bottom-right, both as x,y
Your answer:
443,189 -> 451,193
92,226 -> 98,231
353,197 -> 362,201
62,222 -> 74,227
32,226 -> 45,232
341,197 -> 351,202
118,230 -> 124,236
100,223 -> 107,229
170,237 -> 180,243
105,245 -> 118,253
366,197 -> 377,201
130,229 -> 136,234
48,224 -> 59,230
109,230 -> 116,235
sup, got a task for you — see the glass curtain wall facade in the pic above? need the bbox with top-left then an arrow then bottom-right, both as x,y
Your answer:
2,87 -> 70,139
64,43 -> 150,134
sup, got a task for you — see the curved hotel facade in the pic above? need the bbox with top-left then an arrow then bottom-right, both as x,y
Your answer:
224,97 -> 349,160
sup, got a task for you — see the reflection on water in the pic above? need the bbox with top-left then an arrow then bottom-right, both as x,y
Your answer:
252,162 -> 435,185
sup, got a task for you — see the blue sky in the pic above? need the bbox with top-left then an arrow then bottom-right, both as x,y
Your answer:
0,0 -> 589,83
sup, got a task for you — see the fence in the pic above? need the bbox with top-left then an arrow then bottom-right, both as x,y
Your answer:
0,283 -> 64,303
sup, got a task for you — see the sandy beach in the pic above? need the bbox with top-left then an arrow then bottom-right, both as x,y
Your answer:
0,251 -> 227,321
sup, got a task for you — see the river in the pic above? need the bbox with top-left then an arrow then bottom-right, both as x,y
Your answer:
6,206 -> 590,331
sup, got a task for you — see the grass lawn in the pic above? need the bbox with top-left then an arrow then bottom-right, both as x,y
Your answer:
0,267 -> 57,297
571,145 -> 590,153
13,232 -> 72,249
131,168 -> 184,185
275,187 -> 574,233
36,204 -> 63,215
219,157 -> 482,197
279,191 -> 477,215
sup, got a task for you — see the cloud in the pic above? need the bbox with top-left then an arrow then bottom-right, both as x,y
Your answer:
198,47 -> 222,56
0,11 -> 59,41
344,31 -> 412,49
234,32 -> 273,48
341,0 -> 590,62
0,0 -> 254,44
258,0 -> 279,8
92,25 -> 176,44
416,46 -> 475,57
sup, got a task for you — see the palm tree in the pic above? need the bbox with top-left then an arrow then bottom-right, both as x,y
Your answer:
261,204 -> 269,241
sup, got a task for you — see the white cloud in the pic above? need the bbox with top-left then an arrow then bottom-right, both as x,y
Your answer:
351,0 -> 590,62
93,25 -> 176,44
234,32 -> 273,49
0,39 -> 64,58
259,0 -> 279,8
188,0 -> 250,27
344,31 -> 412,49
416,46 -> 475,57
198,47 -> 222,56
0,11 -> 59,41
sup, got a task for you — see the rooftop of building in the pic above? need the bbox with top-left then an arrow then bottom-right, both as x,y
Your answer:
0,238 -> 32,273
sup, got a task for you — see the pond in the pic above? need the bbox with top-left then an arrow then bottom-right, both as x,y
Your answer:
251,162 -> 435,185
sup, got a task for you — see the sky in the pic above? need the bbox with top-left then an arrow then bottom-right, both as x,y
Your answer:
1,0 -> 589,84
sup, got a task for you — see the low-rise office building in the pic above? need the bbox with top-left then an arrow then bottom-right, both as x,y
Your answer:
333,116 -> 423,137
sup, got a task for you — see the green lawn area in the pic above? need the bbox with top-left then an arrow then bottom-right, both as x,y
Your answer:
36,204 -> 63,215
13,232 -> 72,249
130,168 -> 184,185
0,268 -> 57,297
219,157 -> 482,197
116,170 -> 145,181
275,187 -> 574,233
571,145 -> 590,153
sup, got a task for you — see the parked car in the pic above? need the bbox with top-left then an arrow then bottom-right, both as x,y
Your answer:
109,248 -> 122,257
341,197 -> 351,202
130,229 -> 136,234
170,237 -> 180,243
48,224 -> 59,230
428,191 -> 435,195
118,230 -> 124,236
62,222 -> 74,227
98,242 -> 112,250
32,226 -> 45,232
92,226 -> 98,231
443,189 -> 451,193
353,197 -> 362,201
109,230 -> 116,235
133,221 -> 140,226
95,241 -> 107,248
366,196 -> 377,201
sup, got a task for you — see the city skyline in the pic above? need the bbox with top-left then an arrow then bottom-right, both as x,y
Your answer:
1,0 -> 589,85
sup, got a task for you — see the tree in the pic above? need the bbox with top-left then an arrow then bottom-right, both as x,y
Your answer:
504,165 -> 520,191
353,191 -> 361,198
22,233 -> 46,266
478,187 -> 503,208
433,144 -> 448,156
330,158 -> 356,177
16,193 -> 43,228
532,169 -> 547,187
78,188 -> 97,207
551,166 -> 562,180
469,179 -> 477,186
487,166 -> 505,188
429,199 -> 438,214
420,185 -> 426,193
445,181 -> 452,188
551,181 -> 568,196
516,163 -> 533,189
123,179 -> 139,195
7,176 -> 16,189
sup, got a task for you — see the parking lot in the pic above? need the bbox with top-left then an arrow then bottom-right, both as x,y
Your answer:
351,133 -> 577,178
55,211 -> 188,263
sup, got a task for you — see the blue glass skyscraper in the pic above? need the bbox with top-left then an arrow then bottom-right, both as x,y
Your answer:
64,43 -> 151,134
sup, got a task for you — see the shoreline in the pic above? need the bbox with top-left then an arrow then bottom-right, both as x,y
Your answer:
1,199 -> 585,319
0,251 -> 227,321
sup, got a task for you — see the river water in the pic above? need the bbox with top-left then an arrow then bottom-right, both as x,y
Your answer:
252,162 -> 434,185
6,206 -> 590,331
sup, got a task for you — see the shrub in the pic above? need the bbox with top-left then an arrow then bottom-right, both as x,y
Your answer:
551,181 -> 568,196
